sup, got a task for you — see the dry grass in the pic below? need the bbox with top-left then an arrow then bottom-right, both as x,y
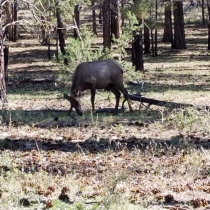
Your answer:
1,13 -> 210,209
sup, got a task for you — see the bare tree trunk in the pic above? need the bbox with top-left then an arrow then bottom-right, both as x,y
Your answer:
103,0 -> 111,49
0,38 -> 7,104
13,0 -> 18,42
151,28 -> 154,56
74,4 -> 81,39
172,2 -> 186,49
202,0 -> 205,25
208,1 -> 210,50
55,33 -> 59,60
56,0 -> 68,65
144,24 -> 150,54
47,33 -> 51,60
92,0 -> 97,35
4,46 -> 8,82
121,0 -> 125,27
111,0 -> 121,39
41,15 -> 47,45
4,2 -> 13,40
47,2 -> 52,60
99,8 -> 102,24
163,0 -> 173,43
132,28 -> 144,72
154,0 -> 158,56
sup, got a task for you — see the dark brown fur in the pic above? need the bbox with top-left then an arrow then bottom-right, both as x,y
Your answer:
65,59 -> 132,115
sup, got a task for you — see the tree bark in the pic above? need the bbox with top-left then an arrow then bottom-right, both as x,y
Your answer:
74,4 -> 81,39
202,0 -> 205,25
172,2 -> 186,49
144,24 -> 150,54
121,0 -> 125,27
132,29 -> 144,71
163,0 -> 173,43
103,0 -> 111,49
111,0 -> 121,39
4,2 -> 13,40
41,15 -> 48,45
13,0 -> 18,42
92,0 -> 97,35
4,46 -> 8,82
99,8 -> 102,24
0,39 -> 7,104
208,1 -> 210,50
154,0 -> 158,56
56,0 -> 68,65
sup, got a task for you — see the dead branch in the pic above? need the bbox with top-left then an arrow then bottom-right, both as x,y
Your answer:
123,94 -> 210,111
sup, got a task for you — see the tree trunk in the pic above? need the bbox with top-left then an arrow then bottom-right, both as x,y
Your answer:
0,39 -> 7,104
92,0 -> 97,35
202,0 -> 205,25
111,0 -> 121,39
47,2 -> 52,60
4,46 -> 8,82
163,0 -> 173,43
172,2 -> 186,49
132,29 -> 144,71
56,0 -> 68,65
41,15 -> 47,45
151,28 -> 154,56
121,0 -> 125,27
144,24 -> 150,54
13,0 -> 18,42
103,0 -> 111,49
208,1 -> 210,50
154,0 -> 158,56
0,1 -> 7,103
4,2 -> 13,40
74,4 -> 81,39
99,8 -> 102,24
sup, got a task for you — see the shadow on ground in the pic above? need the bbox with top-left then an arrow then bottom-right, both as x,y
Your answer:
0,134 -> 210,153
0,108 -> 160,127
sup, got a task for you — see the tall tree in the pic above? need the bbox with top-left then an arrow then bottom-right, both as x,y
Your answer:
154,0 -> 158,56
202,0 -> 205,25
92,0 -> 97,35
172,1 -> 186,49
163,0 -> 173,44
111,0 -> 121,39
74,4 -> 81,39
208,0 -> 210,50
0,1 -> 8,103
0,38 -> 7,104
4,1 -> 13,40
132,27 -> 144,71
13,0 -> 18,41
144,23 -> 150,54
131,0 -> 151,71
56,0 -> 68,65
103,0 -> 111,49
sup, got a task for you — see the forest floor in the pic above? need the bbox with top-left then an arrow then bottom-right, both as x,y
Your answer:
1,14 -> 210,209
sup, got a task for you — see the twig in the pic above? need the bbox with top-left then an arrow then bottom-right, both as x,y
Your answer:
34,140 -> 41,153
76,143 -> 85,155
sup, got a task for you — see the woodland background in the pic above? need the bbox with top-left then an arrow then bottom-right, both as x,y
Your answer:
0,0 -> 210,209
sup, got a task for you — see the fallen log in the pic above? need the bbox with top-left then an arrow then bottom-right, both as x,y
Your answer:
123,94 -> 210,111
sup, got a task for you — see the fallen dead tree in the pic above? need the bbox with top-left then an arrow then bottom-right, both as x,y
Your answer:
123,94 -> 210,111
64,92 -> 210,114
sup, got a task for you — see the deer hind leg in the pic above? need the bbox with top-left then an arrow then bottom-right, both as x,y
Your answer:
90,88 -> 96,112
107,84 -> 121,114
116,86 -> 133,112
